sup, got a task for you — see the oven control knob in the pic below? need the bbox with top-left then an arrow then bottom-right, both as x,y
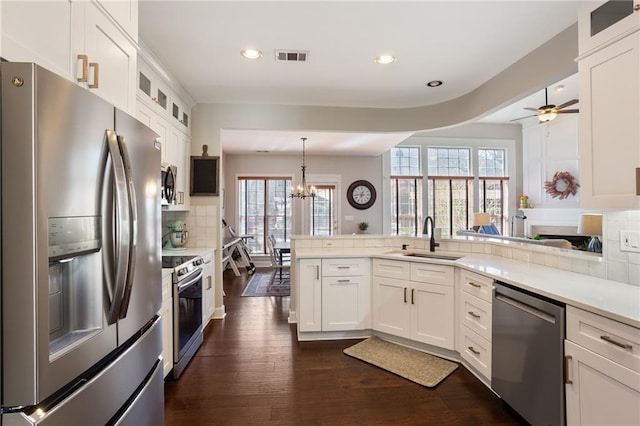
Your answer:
177,267 -> 187,277
194,258 -> 204,266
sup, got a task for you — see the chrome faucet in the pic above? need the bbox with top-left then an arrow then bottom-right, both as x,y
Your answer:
422,216 -> 440,252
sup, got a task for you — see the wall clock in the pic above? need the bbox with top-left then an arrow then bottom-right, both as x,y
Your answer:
347,180 -> 376,210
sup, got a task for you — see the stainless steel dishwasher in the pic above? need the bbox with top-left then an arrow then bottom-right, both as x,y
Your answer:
492,281 -> 566,426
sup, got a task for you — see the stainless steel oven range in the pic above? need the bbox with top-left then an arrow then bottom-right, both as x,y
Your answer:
162,255 -> 204,379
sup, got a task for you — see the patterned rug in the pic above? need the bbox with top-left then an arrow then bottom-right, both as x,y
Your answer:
344,336 -> 458,388
241,270 -> 290,297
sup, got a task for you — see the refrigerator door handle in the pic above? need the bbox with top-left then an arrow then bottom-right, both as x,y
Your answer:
105,130 -> 131,325
117,134 -> 138,319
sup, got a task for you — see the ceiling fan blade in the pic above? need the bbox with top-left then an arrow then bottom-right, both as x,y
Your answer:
523,107 -> 540,112
556,99 -> 579,110
557,109 -> 579,114
510,114 -> 537,122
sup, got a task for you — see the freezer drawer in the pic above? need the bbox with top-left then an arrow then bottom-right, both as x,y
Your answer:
3,318 -> 163,426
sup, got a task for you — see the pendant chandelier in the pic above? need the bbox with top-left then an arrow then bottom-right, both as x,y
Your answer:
290,137 -> 316,199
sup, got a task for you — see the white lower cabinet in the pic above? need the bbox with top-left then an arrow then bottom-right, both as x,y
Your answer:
202,250 -> 215,328
372,259 -> 454,350
298,259 -> 322,332
564,306 -> 640,425
159,273 -> 173,378
457,269 -> 494,380
297,258 -> 370,333
321,258 -> 371,331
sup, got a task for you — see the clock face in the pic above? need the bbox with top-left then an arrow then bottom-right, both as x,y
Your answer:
347,180 -> 376,210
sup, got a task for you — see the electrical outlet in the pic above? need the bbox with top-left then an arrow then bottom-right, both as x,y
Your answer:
620,230 -> 640,253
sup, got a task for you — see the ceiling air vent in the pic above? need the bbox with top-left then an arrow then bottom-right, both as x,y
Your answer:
275,50 -> 308,62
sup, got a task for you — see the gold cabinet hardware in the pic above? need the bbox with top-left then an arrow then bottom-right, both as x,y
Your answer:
206,276 -> 212,290
77,54 -> 88,82
337,279 -> 350,283
88,62 -> 99,88
411,288 -> 415,304
600,335 -> 633,350
316,265 -> 320,280
564,355 -> 573,384
468,282 -> 482,288
468,311 -> 481,319
634,3 -> 640,11
337,266 -> 350,269
468,346 -> 480,355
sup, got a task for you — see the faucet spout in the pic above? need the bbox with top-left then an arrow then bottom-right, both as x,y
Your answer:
422,216 -> 440,252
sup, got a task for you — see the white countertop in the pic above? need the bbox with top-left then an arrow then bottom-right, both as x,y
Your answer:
294,247 -> 640,328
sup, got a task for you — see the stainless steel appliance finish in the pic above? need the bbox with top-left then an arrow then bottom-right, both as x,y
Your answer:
492,281 -> 566,426
161,162 -> 177,206
162,255 -> 204,379
1,63 -> 163,424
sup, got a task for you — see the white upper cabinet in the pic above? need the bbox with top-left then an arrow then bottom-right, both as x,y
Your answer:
75,1 -> 137,114
579,0 -> 640,55
578,0 -> 640,209
96,0 -> 138,41
1,1 -> 137,115
0,1 -> 74,80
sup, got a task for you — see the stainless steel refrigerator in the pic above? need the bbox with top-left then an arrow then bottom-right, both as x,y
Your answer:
0,63 -> 164,425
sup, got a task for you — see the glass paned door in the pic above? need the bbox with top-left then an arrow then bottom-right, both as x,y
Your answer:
310,185 -> 335,236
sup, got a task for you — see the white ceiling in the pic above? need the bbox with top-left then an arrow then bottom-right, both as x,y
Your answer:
138,1 -> 582,154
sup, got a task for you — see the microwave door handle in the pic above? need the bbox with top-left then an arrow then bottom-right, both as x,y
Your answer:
105,130 -> 130,325
116,135 -> 137,319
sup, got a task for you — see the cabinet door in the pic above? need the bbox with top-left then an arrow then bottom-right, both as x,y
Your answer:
579,31 -> 640,209
171,131 -> 190,210
372,276 -> 410,338
411,281 -> 454,349
298,259 -> 322,332
565,340 -> 640,426
136,102 -> 169,163
159,298 -> 173,378
1,1 -> 73,80
322,277 -> 362,331
79,2 -> 137,114
96,0 -> 138,41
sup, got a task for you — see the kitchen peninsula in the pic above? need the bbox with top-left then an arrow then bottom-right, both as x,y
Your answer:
291,234 -> 640,426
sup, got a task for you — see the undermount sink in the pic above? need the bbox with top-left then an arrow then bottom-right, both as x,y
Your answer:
401,252 -> 462,261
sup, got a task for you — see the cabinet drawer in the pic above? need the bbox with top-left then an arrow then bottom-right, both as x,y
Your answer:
460,291 -> 492,342
372,259 -> 410,280
459,326 -> 492,380
322,258 -> 369,277
459,269 -> 494,302
567,306 -> 640,373
410,262 -> 453,286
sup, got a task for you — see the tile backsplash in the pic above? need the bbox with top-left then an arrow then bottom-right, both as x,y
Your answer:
162,204 -> 218,249
603,210 -> 640,286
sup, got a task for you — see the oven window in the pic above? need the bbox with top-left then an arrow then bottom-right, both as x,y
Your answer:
177,278 -> 202,358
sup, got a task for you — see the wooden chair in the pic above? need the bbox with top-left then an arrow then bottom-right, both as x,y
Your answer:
266,236 -> 290,285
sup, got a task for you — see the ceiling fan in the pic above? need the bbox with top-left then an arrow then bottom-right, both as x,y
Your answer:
510,87 -> 579,123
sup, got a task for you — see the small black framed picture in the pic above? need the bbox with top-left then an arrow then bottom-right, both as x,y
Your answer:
190,156 -> 220,196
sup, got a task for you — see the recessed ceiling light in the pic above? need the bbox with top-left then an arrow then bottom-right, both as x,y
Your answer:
426,80 -> 443,87
241,49 -> 262,60
555,84 -> 565,92
374,55 -> 396,65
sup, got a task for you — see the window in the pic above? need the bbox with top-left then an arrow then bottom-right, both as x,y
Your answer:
390,147 -> 422,236
238,177 -> 291,253
426,147 -> 508,236
310,186 -> 334,236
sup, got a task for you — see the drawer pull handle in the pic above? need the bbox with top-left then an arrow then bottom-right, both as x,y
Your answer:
404,287 -> 407,303
411,288 -> 415,305
564,355 -> 573,384
468,346 -> 480,355
88,62 -> 99,89
635,3 -> 640,11
600,335 -> 632,350
468,311 -> 480,319
468,282 -> 481,288
337,266 -> 350,269
337,279 -> 350,283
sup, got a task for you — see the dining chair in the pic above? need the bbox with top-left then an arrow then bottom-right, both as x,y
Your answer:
266,236 -> 290,285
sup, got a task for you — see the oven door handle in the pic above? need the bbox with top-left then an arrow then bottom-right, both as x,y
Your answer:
178,269 -> 204,292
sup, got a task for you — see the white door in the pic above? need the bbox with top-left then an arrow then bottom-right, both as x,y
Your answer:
372,277 -> 411,338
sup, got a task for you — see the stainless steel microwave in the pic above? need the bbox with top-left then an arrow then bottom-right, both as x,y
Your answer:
161,163 -> 177,205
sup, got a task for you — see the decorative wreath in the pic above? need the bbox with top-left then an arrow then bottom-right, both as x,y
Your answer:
544,171 -> 580,200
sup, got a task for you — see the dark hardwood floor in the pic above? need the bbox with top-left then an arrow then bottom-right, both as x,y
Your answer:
164,269 -> 528,425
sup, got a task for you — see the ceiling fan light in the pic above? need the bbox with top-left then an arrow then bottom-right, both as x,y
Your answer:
538,111 -> 557,122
